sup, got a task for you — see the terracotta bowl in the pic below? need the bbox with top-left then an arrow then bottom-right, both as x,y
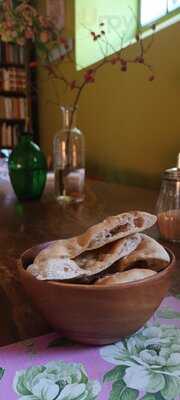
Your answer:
18,242 -> 175,345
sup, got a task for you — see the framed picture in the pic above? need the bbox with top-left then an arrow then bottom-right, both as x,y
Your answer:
46,0 -> 65,29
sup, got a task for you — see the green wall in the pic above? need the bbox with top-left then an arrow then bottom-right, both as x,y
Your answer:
38,3 -> 180,190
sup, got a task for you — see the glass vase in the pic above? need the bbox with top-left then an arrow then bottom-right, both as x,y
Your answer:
8,133 -> 47,201
53,106 -> 85,203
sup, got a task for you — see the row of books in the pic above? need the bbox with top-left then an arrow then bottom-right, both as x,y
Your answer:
0,68 -> 27,92
0,97 -> 28,120
0,42 -> 26,66
0,123 -> 19,148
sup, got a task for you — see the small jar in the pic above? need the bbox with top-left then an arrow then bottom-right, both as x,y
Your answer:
156,165 -> 180,242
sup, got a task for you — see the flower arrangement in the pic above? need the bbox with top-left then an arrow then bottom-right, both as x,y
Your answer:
0,0 -> 155,124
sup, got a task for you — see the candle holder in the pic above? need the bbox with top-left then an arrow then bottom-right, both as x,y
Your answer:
156,154 -> 180,242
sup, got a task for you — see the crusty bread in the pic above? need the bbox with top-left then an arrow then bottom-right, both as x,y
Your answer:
75,233 -> 141,278
95,268 -> 157,286
117,233 -> 170,272
27,258 -> 85,281
27,234 -> 141,281
35,211 -> 157,265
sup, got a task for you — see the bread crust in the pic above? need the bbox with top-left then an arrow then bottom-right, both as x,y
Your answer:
95,268 -> 157,286
117,233 -> 170,272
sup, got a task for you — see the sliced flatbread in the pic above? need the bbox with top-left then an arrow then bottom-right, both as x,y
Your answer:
117,234 -> 170,272
27,234 -> 141,282
75,233 -> 141,278
35,211 -> 157,265
95,269 -> 157,286
27,258 -> 85,281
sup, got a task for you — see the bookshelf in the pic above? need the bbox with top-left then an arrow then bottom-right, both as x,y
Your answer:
0,40 -> 38,155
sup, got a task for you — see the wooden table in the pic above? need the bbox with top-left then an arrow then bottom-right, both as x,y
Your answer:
0,174 -> 179,347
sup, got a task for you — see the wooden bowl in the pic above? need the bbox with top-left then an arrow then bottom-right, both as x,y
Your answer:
18,242 -> 176,345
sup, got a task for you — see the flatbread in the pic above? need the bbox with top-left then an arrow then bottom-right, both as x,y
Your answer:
117,234 -> 170,272
27,258 -> 85,281
75,233 -> 141,277
35,211 -> 157,265
27,234 -> 141,282
95,269 -> 157,286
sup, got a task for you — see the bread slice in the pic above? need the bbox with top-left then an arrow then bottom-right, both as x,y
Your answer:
35,211 -> 157,265
75,233 -> 141,278
27,258 -> 85,281
117,234 -> 170,272
27,234 -> 141,282
95,269 -> 157,286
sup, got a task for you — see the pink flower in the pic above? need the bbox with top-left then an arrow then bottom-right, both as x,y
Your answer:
40,31 -> 49,43
38,15 -> 51,29
59,37 -> 68,46
17,37 -> 26,46
25,28 -> 34,40
11,31 -> 18,39
5,19 -> 14,29
1,31 -> 12,42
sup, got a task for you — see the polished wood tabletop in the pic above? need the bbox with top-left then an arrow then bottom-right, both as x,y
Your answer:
0,174 -> 180,347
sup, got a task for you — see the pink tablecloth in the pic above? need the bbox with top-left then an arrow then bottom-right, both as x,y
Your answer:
0,295 -> 180,400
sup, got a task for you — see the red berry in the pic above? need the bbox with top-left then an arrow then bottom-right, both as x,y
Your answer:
29,61 -> 37,69
149,75 -> 155,81
70,80 -> 76,90
120,59 -> 127,67
135,56 -> 144,64
121,65 -> 127,72
59,36 -> 67,45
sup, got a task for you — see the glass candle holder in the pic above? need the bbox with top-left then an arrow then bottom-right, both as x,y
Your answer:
156,162 -> 180,242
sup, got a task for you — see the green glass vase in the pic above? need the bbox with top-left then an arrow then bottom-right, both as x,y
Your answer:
8,134 -> 47,201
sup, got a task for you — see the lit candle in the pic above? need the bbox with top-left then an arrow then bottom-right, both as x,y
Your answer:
177,153 -> 180,170
72,144 -> 77,168
61,141 -> 66,168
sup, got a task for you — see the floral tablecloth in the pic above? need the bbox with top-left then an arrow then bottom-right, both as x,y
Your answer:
0,295 -> 180,400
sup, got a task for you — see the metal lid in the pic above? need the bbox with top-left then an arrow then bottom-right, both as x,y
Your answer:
163,168 -> 180,181
163,153 -> 180,181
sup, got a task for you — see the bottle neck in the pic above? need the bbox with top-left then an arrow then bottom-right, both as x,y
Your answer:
61,106 -> 77,130
20,133 -> 32,144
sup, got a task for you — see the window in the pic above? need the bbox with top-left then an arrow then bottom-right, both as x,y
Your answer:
168,0 -> 180,12
140,0 -> 167,26
140,0 -> 180,27
75,0 -> 180,70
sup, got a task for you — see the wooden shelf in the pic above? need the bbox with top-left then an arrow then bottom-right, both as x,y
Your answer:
0,146 -> 13,150
0,119 -> 25,124
0,40 -> 38,149
0,91 -> 27,97
0,64 -> 25,69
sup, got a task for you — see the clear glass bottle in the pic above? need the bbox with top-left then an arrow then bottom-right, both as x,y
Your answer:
53,106 -> 85,203
156,155 -> 180,242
